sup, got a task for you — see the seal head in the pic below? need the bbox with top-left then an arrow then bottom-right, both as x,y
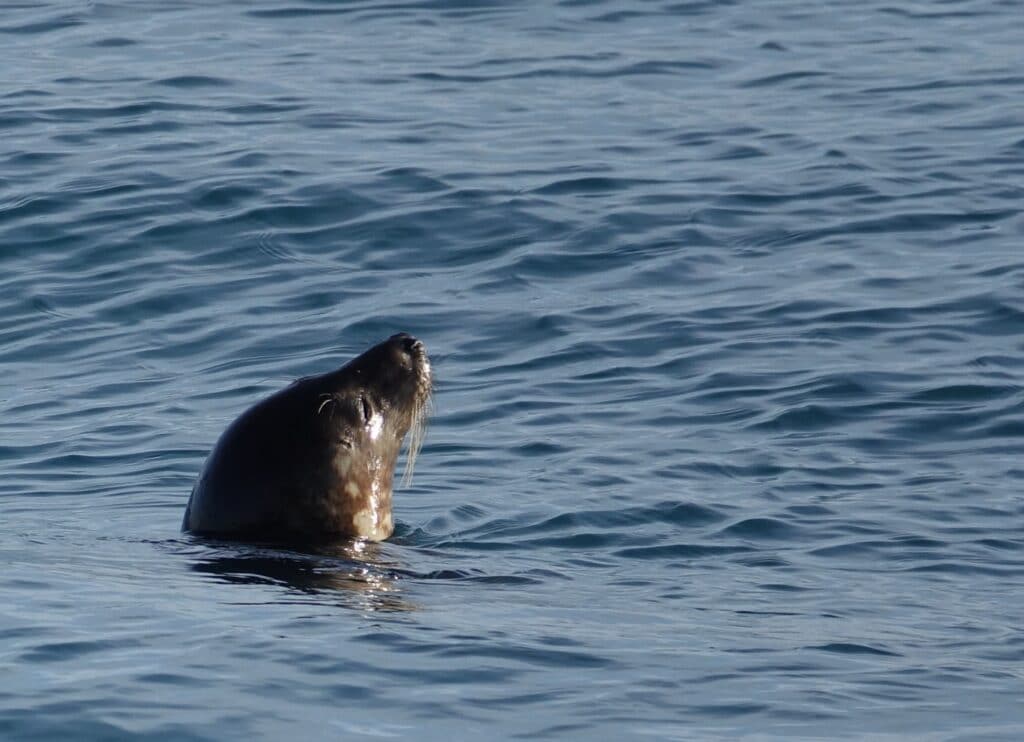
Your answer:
183,333 -> 431,542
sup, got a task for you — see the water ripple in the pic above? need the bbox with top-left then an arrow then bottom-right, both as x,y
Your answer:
2,0 -> 1024,738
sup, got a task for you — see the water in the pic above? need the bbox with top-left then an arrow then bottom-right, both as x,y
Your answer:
2,0 -> 1023,738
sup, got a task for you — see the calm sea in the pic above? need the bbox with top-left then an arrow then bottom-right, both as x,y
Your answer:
2,1 -> 1023,739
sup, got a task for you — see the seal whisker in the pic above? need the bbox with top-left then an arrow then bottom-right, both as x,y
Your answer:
401,398 -> 430,487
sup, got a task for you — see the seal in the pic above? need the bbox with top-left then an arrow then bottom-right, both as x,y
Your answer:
182,333 -> 431,542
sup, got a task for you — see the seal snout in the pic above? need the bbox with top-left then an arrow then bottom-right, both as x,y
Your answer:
388,332 -> 425,357
385,333 -> 430,382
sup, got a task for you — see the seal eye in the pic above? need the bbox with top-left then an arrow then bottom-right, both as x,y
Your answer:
338,437 -> 354,450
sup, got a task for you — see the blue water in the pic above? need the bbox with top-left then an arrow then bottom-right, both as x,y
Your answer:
2,0 -> 1023,739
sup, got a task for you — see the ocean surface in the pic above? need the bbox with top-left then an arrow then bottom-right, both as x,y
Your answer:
2,0 -> 1023,739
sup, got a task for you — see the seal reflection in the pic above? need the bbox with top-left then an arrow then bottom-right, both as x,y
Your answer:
189,539 -> 416,612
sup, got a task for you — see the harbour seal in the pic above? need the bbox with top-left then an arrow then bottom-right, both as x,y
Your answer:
182,333 -> 431,542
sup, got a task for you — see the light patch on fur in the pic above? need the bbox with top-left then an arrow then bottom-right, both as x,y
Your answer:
334,453 -> 352,478
352,507 -> 391,541
345,481 -> 361,498
352,508 -> 376,538
367,412 -> 383,441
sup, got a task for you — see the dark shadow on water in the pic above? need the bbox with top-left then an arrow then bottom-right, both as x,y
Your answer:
183,537 -> 418,612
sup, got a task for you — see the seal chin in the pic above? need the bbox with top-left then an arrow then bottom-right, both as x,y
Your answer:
183,333 -> 432,543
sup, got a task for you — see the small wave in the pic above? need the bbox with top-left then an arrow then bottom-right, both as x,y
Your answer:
809,643 -> 901,657
152,75 -> 232,89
